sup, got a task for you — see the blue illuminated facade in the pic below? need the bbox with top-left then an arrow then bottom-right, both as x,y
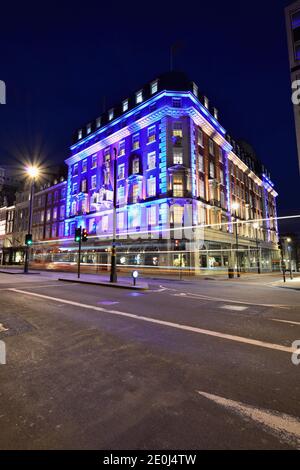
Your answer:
60,71 -> 279,272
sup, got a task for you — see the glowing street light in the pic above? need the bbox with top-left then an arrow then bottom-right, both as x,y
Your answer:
26,165 -> 39,179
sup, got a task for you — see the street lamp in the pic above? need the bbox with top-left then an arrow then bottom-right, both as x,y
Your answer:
253,222 -> 261,274
24,165 -> 39,273
231,201 -> 240,277
110,148 -> 118,283
286,237 -> 293,280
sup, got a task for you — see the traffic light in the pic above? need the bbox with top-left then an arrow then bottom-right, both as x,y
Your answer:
174,240 -> 180,251
81,228 -> 88,242
25,234 -> 33,246
75,227 -> 81,242
174,239 -> 185,251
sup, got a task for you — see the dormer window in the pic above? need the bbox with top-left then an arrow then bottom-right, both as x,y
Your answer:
136,90 -> 143,104
78,129 -> 82,140
213,108 -> 219,120
192,82 -> 198,97
204,96 -> 209,109
108,108 -> 114,121
96,117 -> 101,128
87,123 -> 92,134
151,80 -> 158,94
122,99 -> 128,112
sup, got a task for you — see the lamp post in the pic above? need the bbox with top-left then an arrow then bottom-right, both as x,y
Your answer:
24,165 -> 39,274
231,202 -> 240,277
287,237 -> 293,280
110,147 -> 117,283
253,222 -> 261,274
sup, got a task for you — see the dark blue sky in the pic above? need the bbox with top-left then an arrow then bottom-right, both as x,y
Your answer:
0,0 -> 298,219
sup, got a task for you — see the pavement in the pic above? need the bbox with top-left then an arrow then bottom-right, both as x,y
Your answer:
0,269 -> 300,449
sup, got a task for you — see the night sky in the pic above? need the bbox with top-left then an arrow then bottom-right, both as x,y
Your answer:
0,0 -> 298,224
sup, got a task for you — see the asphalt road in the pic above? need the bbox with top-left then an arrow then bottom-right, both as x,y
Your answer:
0,271 -> 300,449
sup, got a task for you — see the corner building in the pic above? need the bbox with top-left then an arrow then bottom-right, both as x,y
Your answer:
64,72 -> 279,273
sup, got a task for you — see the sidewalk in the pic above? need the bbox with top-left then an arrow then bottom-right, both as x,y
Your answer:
58,273 -> 149,290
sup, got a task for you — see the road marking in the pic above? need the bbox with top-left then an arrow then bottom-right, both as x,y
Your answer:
171,291 -> 289,309
271,318 -> 300,326
0,323 -> 8,332
10,288 -> 295,354
197,391 -> 300,449
98,301 -> 119,306
221,305 -> 248,311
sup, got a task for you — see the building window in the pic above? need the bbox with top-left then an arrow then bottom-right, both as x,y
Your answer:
73,163 -> 78,175
199,179 -> 205,198
147,125 -> 156,143
136,90 -> 143,104
104,147 -> 110,162
129,206 -> 140,227
173,175 -> 183,197
214,108 -> 219,120
101,215 -> 108,232
173,122 -> 183,137
147,177 -> 156,197
40,211 -> 44,222
172,97 -> 182,108
53,207 -> 57,220
71,201 -> 77,215
81,179 -> 87,193
204,96 -> 209,108
117,185 -> 125,203
173,148 -> 183,165
91,174 -> 97,189
117,212 -> 124,229
82,159 -> 87,173
209,162 -> 215,179
78,129 -> 82,140
209,139 -> 214,156
87,123 -> 92,134
198,129 -> 204,147
46,209 -> 51,221
132,184 -> 140,203
147,151 -> 156,170
160,203 -> 168,224
147,205 -> 156,225
198,154 -> 204,172
108,108 -> 114,121
122,99 -> 128,112
151,80 -> 158,94
218,147 -> 223,162
118,163 -> 125,180
60,205 -> 65,219
96,117 -> 101,128
132,133 -> 140,150
220,169 -> 224,185
119,140 -> 125,156
72,182 -> 78,194
61,187 -> 66,199
173,205 -> 184,224
132,158 -> 140,174
91,154 -> 97,169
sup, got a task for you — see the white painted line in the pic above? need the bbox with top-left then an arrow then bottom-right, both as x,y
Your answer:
9,288 -> 294,354
176,291 -> 290,310
0,323 -> 8,332
197,391 -> 300,449
221,305 -> 248,312
271,318 -> 300,326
